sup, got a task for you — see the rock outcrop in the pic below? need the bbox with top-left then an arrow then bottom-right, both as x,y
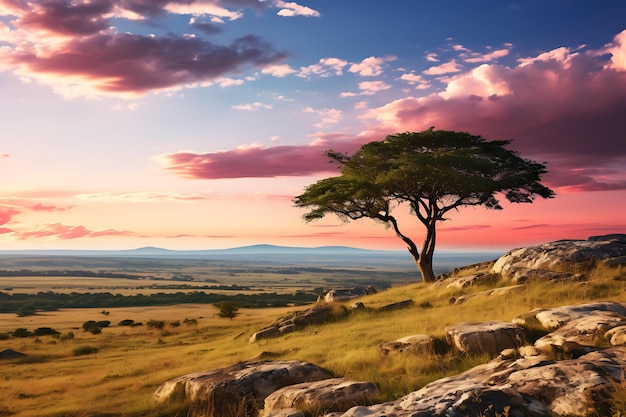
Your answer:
264,378 -> 379,415
445,321 -> 527,356
328,348 -> 626,417
154,360 -> 333,417
379,334 -> 434,355
492,234 -> 626,282
324,287 -> 377,303
250,305 -> 334,343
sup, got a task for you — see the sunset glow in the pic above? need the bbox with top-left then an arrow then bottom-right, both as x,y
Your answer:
1,1 -> 625,251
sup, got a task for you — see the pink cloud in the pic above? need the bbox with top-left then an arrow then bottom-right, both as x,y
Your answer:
158,139 -> 365,179
17,223 -> 134,240
0,0 -> 287,95
0,206 -> 21,225
0,227 -> 14,234
30,203 -> 70,212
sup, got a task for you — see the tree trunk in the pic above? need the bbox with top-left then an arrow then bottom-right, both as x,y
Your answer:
418,220 -> 437,283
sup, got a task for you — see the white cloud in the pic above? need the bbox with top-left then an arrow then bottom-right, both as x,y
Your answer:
604,29 -> 626,71
348,55 -> 396,77
518,47 -> 575,68
423,60 -> 462,75
232,102 -> 273,111
275,1 -> 321,17
440,64 -> 511,99
262,64 -> 297,77
341,80 -> 391,97
304,107 -> 342,127
298,57 -> 348,78
463,47 -> 511,63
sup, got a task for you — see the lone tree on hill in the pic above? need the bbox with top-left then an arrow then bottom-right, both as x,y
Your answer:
294,129 -> 555,282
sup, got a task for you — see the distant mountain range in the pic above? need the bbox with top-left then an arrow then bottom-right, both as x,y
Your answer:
0,244 -> 400,258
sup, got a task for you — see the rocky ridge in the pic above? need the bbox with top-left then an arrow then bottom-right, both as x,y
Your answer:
155,234 -> 626,417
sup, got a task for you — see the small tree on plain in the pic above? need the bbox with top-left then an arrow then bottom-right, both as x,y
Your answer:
215,302 -> 239,319
295,129 -> 555,282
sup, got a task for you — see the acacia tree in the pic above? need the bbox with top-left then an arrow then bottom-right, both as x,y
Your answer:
294,129 -> 555,282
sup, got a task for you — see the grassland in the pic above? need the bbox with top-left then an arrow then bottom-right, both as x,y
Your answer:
0,261 -> 624,416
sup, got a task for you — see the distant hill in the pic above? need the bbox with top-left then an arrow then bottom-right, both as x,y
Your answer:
0,244 -> 391,258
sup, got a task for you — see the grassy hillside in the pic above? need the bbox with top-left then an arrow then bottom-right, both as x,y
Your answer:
0,262 -> 624,416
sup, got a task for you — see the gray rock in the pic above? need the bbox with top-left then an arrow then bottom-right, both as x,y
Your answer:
264,378 -> 379,414
445,321 -> 526,356
535,311 -> 626,354
379,334 -> 434,355
250,326 -> 281,343
606,325 -> 626,345
154,360 -> 332,417
521,302 -> 626,331
324,287 -> 376,303
379,299 -> 413,312
492,234 -> 626,280
328,348 -> 626,417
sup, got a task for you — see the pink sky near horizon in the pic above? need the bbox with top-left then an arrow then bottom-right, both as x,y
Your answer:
1,1 -> 625,252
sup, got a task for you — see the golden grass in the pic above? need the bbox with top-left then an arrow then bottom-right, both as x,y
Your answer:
0,263 -> 625,416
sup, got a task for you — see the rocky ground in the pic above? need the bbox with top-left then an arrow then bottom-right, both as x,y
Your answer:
154,234 -> 626,417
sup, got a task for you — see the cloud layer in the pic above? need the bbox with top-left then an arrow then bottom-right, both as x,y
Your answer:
159,30 -> 626,191
0,0 -> 293,95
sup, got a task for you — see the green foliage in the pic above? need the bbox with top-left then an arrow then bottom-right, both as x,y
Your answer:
82,320 -> 110,333
295,129 -> 554,282
118,319 -> 135,326
16,304 -> 37,317
215,301 -> 240,319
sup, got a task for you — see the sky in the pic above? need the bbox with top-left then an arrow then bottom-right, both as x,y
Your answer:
1,0 -> 626,252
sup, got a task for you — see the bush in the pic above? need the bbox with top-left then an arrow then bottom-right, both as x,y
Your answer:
12,328 -> 31,338
118,319 -> 135,326
59,331 -> 74,341
147,320 -> 165,330
33,327 -> 60,337
73,346 -> 99,356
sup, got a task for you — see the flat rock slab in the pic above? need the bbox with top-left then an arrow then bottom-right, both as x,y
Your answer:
327,348 -> 626,417
379,334 -> 434,355
518,301 -> 626,331
445,321 -> 526,355
154,360 -> 332,417
264,378 -> 379,414
492,234 -> 626,280
535,311 -> 626,354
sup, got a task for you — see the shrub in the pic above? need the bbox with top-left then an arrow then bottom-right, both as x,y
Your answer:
59,331 -> 74,341
118,319 -> 135,326
183,318 -> 198,326
147,320 -> 165,330
73,346 -> 99,356
33,327 -> 60,337
12,328 -> 31,338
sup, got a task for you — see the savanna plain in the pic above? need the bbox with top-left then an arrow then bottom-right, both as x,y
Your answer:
0,252 -> 625,417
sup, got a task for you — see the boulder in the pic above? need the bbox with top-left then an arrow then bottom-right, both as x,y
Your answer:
379,334 -> 434,355
264,378 -> 379,414
445,274 -> 493,289
154,360 -> 332,417
445,321 -> 526,355
378,299 -> 414,312
492,234 -> 626,280
328,348 -> 626,417
516,302 -> 626,331
250,306 -> 334,343
324,287 -> 376,303
534,311 -> 626,354
606,325 -> 626,345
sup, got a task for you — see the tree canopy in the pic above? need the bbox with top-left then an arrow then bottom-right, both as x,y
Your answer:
294,129 -> 555,282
